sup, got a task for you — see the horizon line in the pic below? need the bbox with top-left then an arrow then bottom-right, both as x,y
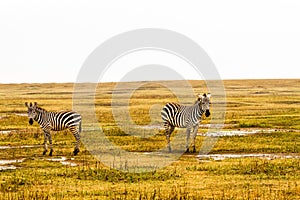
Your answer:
0,78 -> 299,84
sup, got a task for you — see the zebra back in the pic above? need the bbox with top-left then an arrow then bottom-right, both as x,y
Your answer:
33,106 -> 81,131
161,101 -> 204,128
161,92 -> 211,128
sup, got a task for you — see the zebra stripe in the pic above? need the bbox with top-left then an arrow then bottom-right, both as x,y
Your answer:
25,102 -> 82,156
161,93 -> 211,153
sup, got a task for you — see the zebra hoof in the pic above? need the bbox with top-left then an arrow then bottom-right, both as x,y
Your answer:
43,150 -> 47,155
73,148 -> 80,156
49,149 -> 53,156
191,148 -> 196,153
185,148 -> 190,153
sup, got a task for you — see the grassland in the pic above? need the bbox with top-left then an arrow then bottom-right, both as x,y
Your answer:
0,79 -> 299,199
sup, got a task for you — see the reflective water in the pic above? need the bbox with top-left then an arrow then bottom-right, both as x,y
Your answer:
197,154 -> 300,161
0,158 -> 25,171
0,158 -> 25,165
0,130 -> 13,134
47,157 -> 77,167
203,129 -> 262,137
0,145 -> 37,149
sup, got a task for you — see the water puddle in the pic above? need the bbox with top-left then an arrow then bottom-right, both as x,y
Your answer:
0,115 -> 8,120
0,145 -> 37,149
198,124 -> 235,128
138,124 -> 234,130
0,165 -> 17,170
14,113 -> 27,117
0,130 -> 11,134
0,158 -> 25,171
139,125 -> 161,130
197,154 -> 300,161
203,130 -> 260,137
47,157 -> 67,162
0,113 -> 27,121
46,157 -> 77,167
0,130 -> 15,134
61,161 -> 77,167
0,158 -> 25,165
202,129 -> 277,137
142,152 -> 165,156
135,125 -> 274,138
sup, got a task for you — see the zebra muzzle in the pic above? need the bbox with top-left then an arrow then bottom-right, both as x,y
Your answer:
29,118 -> 34,125
205,110 -> 210,117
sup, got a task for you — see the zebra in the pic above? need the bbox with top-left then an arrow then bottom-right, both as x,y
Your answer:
161,93 -> 211,153
25,102 -> 82,156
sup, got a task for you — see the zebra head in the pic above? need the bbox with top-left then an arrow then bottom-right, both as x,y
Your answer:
197,93 -> 211,117
25,102 -> 37,125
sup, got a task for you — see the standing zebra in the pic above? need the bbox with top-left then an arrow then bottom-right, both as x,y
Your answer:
161,93 -> 211,153
25,102 -> 82,156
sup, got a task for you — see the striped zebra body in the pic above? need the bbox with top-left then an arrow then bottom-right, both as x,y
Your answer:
161,93 -> 211,153
161,103 -> 203,128
25,102 -> 81,156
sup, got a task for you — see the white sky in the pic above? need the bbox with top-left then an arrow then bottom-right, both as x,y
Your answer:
0,0 -> 300,83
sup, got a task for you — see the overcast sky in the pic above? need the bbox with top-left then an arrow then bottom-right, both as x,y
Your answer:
0,0 -> 300,83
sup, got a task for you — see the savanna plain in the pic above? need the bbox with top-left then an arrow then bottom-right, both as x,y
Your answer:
0,79 -> 299,199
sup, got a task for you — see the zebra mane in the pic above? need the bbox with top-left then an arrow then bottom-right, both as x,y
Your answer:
35,106 -> 48,113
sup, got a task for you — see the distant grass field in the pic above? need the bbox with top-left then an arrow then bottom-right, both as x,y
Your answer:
0,79 -> 299,199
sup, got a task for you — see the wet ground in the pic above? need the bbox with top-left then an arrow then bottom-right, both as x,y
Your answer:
197,153 -> 300,161
46,156 -> 77,167
0,130 -> 14,134
0,144 -> 77,170
0,122 -> 299,170
0,158 -> 25,170
0,145 -> 37,149
0,153 -> 77,171
203,129 -> 274,137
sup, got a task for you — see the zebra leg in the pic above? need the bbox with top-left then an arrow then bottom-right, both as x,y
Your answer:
191,124 -> 199,153
73,134 -> 80,156
70,126 -> 80,155
43,132 -> 48,155
47,133 -> 53,156
185,128 -> 191,153
164,123 -> 174,152
168,126 -> 175,152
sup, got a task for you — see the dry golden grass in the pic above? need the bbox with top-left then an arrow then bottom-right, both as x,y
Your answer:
0,79 -> 299,199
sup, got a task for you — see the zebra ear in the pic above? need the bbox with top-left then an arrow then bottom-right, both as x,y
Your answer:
34,102 -> 37,106
207,93 -> 211,98
25,102 -> 28,107
203,93 -> 207,97
29,102 -> 32,107
197,94 -> 203,101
